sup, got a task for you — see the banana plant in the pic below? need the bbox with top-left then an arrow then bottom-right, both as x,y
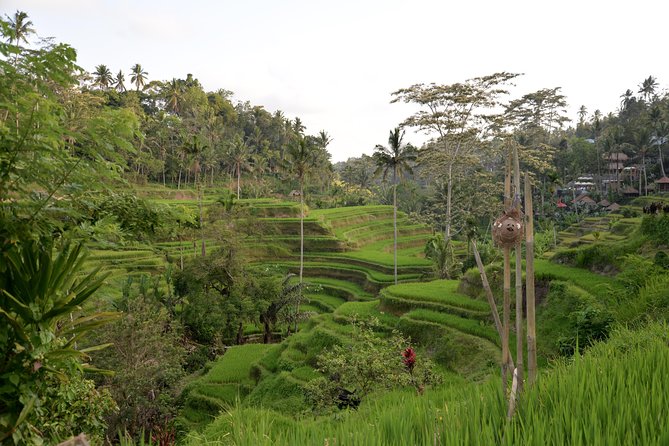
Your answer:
0,239 -> 118,444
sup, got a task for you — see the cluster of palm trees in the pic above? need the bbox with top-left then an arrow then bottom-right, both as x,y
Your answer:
92,63 -> 148,92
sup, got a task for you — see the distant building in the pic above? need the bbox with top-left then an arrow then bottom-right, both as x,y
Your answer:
655,177 -> 669,193
622,185 -> 639,197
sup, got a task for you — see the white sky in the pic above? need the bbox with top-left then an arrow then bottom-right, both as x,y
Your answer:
4,0 -> 668,161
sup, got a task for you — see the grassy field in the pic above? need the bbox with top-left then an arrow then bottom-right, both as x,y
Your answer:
177,344 -> 277,432
92,187 -> 666,445
183,322 -> 669,445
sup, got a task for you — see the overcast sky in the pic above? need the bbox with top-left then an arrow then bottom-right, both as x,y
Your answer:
4,0 -> 668,161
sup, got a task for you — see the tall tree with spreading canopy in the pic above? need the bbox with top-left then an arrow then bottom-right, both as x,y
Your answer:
392,72 -> 519,239
373,127 -> 417,284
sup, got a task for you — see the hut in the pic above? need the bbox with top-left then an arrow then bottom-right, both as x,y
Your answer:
622,186 -> 639,197
655,177 -> 669,193
573,194 -> 597,207
606,203 -> 621,212
598,199 -> 611,207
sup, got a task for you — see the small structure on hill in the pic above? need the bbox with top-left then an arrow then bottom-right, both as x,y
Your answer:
655,177 -> 669,193
606,203 -> 621,212
289,190 -> 301,198
598,199 -> 611,207
622,185 -> 639,197
573,194 -> 597,207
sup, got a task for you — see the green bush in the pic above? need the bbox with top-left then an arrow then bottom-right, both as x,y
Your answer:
640,214 -> 669,245
654,251 -> 669,268
537,281 -> 612,357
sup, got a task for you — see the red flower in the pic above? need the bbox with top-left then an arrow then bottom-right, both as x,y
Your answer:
402,347 -> 416,372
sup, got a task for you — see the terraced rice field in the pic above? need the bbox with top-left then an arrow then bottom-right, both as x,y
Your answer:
178,344 -> 277,431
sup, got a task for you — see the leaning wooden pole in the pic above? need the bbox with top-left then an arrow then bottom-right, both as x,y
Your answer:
501,152 -> 512,391
472,240 -> 514,370
513,146 -> 524,395
525,172 -> 537,384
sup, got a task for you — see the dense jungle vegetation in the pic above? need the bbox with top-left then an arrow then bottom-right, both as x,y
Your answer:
1,10 -> 668,446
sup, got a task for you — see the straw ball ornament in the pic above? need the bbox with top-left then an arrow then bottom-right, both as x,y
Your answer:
492,207 -> 524,248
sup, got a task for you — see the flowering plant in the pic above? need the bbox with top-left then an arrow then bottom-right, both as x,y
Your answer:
402,347 -> 416,373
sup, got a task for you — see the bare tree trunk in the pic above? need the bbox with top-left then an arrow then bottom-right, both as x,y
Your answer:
660,145 -> 666,178
300,180 -> 304,283
236,322 -> 244,345
198,183 -> 206,257
513,146 -> 524,395
503,247 -> 511,391
393,168 -> 398,285
445,164 -> 453,240
237,163 -> 241,199
297,180 -> 304,333
525,172 -> 537,384
502,150 -> 512,391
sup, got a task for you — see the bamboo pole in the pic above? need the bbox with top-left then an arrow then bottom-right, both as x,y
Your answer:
513,146 -> 524,395
525,172 -> 537,384
506,368 -> 519,420
502,150 -> 512,390
472,240 -> 515,370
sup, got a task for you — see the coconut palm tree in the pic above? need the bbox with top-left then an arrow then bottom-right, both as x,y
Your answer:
93,64 -> 113,90
633,128 -> 651,195
315,130 -> 333,150
284,135 -> 319,284
163,78 -> 184,114
5,10 -> 34,45
130,63 -> 148,91
577,105 -> 588,126
227,135 -> 252,199
113,70 -> 126,92
619,89 -> 634,111
373,127 -> 417,284
638,76 -> 658,103
653,121 -> 668,178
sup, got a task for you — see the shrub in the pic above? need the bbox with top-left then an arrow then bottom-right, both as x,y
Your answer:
537,281 -> 612,357
0,240 -> 117,445
654,251 -> 669,268
640,214 -> 669,245
305,319 -> 441,412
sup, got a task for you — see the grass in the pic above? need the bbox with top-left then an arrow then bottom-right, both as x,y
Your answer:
533,259 -> 622,298
381,280 -> 490,313
185,322 -> 669,446
177,344 -> 277,432
404,308 -> 499,346
333,300 -> 400,329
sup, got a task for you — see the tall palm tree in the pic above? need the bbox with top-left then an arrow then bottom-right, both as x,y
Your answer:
315,130 -> 333,150
634,128 -> 651,195
114,70 -> 126,92
163,78 -> 184,114
130,63 -> 148,91
284,135 -> 319,284
93,64 -> 113,90
577,105 -> 587,126
619,89 -> 634,111
638,76 -> 658,104
372,127 -> 417,284
5,10 -> 34,45
227,135 -> 252,199
653,121 -> 668,178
